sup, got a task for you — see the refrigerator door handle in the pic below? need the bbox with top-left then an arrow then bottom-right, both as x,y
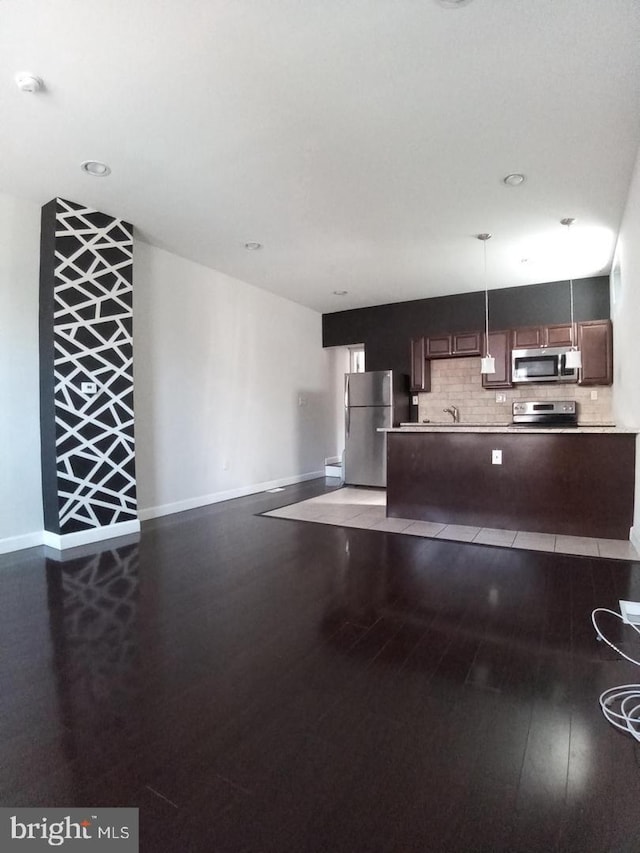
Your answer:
345,375 -> 350,436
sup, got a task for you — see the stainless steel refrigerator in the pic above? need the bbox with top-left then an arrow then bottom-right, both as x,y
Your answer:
344,370 -> 409,487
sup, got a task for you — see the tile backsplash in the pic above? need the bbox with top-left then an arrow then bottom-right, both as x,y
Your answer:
417,357 -> 613,425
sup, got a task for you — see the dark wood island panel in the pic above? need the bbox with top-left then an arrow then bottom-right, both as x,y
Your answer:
387,431 -> 636,540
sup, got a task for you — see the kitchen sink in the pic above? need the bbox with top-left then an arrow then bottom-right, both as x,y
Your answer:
402,422 -> 503,427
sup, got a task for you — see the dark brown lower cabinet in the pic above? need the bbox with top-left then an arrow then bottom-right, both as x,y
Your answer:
387,431 -> 635,539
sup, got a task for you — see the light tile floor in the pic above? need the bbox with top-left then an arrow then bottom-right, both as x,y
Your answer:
264,486 -> 640,561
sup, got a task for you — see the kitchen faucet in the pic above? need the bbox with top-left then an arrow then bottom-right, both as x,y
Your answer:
443,405 -> 459,423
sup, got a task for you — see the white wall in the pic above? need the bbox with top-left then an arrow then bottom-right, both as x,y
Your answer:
611,143 -> 640,546
0,191 -> 333,549
133,242 -> 333,517
326,346 -> 350,464
0,193 -> 44,551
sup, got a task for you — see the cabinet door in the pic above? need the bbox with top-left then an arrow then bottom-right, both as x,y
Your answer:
452,332 -> 482,355
481,330 -> 512,388
543,323 -> 575,347
426,335 -> 452,358
578,320 -> 613,385
410,337 -> 430,391
512,326 -> 543,348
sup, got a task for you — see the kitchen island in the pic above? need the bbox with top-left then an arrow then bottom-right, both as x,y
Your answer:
383,425 -> 637,540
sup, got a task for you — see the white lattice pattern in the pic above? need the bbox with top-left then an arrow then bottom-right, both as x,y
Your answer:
52,199 -> 136,532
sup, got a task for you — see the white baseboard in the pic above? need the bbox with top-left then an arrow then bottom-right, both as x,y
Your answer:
0,530 -> 45,555
1,519 -> 141,555
2,473 -> 327,553
42,520 -> 141,552
138,471 -> 325,521
630,526 -> 640,554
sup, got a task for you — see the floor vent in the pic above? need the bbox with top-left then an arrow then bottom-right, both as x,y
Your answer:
325,462 -> 343,478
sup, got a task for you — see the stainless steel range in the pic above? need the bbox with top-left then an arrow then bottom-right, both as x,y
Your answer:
511,400 -> 578,428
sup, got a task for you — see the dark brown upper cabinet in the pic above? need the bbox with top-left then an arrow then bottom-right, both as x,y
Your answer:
543,323 -> 575,348
425,332 -> 481,358
578,319 -> 613,385
513,323 -> 575,349
452,332 -> 482,355
512,326 -> 543,348
410,336 -> 430,391
425,334 -> 452,358
481,330 -> 512,388
411,318 -> 611,392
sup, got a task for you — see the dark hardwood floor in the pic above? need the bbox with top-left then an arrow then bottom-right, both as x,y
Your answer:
2,478 -> 640,852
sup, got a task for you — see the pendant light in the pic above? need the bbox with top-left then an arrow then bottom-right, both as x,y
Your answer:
560,218 -> 582,369
478,233 -> 495,374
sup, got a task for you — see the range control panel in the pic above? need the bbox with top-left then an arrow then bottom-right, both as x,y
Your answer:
512,401 -> 576,416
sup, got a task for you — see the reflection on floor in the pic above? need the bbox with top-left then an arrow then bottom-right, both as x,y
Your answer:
264,486 -> 640,561
2,478 -> 640,851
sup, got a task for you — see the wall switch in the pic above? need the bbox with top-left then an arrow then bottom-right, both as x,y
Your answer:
412,395 -> 419,406
495,393 -> 506,403
590,389 -> 598,400
492,449 -> 502,465
80,382 -> 97,395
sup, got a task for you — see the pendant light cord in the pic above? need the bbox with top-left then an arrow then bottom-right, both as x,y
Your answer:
569,275 -> 575,349
568,225 -> 575,349
562,218 -> 576,350
484,238 -> 489,357
477,233 -> 492,361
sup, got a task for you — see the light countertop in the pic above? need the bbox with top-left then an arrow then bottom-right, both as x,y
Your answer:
380,424 -> 638,434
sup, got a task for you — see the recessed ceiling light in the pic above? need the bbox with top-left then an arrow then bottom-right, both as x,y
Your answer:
435,0 -> 474,8
81,160 -> 111,177
503,173 -> 526,187
244,241 -> 262,250
333,290 -> 348,296
15,73 -> 44,93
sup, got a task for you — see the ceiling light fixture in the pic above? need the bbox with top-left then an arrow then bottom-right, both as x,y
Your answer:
503,173 -> 526,187
477,233 -> 495,375
80,160 -> 111,177
15,73 -> 44,93
244,241 -> 262,250
435,0 -> 474,7
561,218 -> 582,370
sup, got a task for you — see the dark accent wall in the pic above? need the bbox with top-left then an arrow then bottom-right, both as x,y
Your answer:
39,198 -> 136,535
322,276 -> 610,374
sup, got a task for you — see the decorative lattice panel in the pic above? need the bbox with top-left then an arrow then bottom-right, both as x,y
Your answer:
40,198 -> 137,534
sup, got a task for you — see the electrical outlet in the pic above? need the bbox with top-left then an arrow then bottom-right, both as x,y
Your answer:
590,389 -> 598,400
80,382 -> 97,395
492,449 -> 502,465
495,393 -> 506,404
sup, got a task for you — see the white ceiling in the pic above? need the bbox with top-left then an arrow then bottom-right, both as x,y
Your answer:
2,0 -> 640,313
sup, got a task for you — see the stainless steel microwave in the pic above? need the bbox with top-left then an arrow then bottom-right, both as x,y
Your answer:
511,346 -> 578,383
